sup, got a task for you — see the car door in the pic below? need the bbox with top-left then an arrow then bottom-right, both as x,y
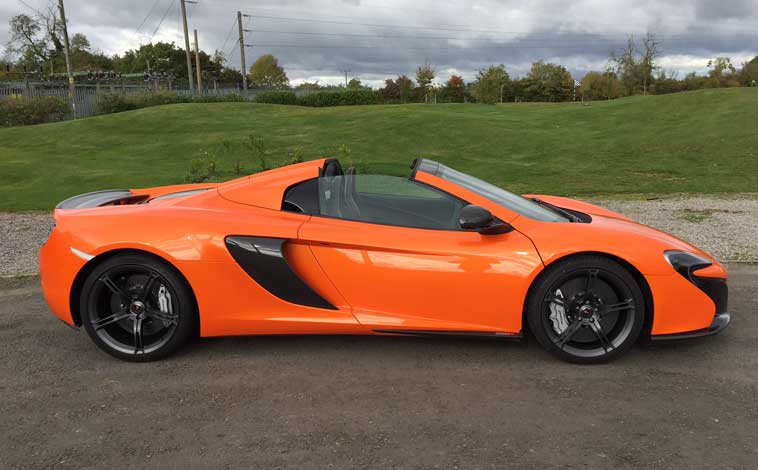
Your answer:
296,174 -> 542,333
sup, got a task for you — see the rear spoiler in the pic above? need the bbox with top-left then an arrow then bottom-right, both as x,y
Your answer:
56,190 -> 147,209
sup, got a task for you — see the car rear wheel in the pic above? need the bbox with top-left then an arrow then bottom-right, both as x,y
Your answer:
80,254 -> 197,362
526,255 -> 645,364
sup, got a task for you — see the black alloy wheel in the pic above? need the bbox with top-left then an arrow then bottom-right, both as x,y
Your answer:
527,255 -> 645,364
80,254 -> 197,362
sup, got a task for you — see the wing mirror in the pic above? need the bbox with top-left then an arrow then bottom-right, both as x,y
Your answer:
459,205 -> 514,235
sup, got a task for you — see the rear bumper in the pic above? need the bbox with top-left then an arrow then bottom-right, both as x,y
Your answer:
650,312 -> 731,342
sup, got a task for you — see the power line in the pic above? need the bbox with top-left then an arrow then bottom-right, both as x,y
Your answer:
242,13 -> 758,42
220,18 -> 237,54
248,43 -> 633,51
150,0 -> 177,42
136,0 -> 163,33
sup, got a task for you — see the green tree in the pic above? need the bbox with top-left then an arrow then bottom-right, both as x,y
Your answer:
579,70 -> 623,100
347,78 -> 365,88
741,56 -> 758,86
415,61 -> 435,102
522,61 -> 574,102
472,64 -> 511,104
248,54 -> 289,89
707,57 -> 739,87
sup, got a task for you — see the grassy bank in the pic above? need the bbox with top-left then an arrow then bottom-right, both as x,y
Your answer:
0,87 -> 756,211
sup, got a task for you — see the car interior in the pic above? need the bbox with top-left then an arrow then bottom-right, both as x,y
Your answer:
283,159 -> 467,230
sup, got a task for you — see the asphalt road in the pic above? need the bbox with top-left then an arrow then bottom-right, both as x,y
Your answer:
1,265 -> 756,470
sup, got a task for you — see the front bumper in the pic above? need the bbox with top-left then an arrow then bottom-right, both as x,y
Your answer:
650,312 -> 731,342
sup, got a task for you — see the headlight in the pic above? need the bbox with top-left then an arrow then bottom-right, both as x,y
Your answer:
664,250 -> 712,280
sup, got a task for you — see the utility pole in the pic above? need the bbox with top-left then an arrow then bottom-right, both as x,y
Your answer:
237,12 -> 247,92
194,29 -> 202,95
57,0 -> 76,118
180,0 -> 195,93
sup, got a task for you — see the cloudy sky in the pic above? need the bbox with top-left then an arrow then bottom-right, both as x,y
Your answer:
2,0 -> 757,87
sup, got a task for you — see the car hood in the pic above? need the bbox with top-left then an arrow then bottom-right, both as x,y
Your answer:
522,194 -> 632,221
515,195 -> 718,274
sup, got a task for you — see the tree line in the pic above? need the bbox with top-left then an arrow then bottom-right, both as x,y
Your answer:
2,9 -> 756,103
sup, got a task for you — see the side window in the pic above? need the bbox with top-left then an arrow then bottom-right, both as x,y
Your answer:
318,174 -> 468,230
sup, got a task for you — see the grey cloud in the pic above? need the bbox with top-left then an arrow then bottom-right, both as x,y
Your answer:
1,0 -> 756,84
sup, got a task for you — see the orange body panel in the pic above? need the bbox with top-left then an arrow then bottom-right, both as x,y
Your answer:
39,159 -> 726,341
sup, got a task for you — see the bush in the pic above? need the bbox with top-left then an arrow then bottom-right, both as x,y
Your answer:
0,96 -> 68,127
298,89 -> 379,107
96,91 -> 247,115
185,150 -> 219,183
253,91 -> 299,105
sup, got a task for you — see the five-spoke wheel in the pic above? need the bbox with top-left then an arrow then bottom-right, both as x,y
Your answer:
527,255 -> 645,364
80,254 -> 197,361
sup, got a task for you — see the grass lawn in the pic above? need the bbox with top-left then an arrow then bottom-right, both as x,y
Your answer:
0,87 -> 756,211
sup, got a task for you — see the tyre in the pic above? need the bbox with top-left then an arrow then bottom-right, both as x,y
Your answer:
80,253 -> 198,362
526,255 -> 645,364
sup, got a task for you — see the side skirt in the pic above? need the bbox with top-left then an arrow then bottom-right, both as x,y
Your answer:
373,329 -> 523,340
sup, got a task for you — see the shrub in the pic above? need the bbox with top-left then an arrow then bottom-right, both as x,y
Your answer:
96,91 -> 247,115
185,150 -> 219,183
253,91 -> 299,105
0,96 -> 68,127
298,89 -> 379,107
95,93 -> 139,115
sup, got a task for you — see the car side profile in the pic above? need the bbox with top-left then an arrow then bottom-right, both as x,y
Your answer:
39,158 -> 729,363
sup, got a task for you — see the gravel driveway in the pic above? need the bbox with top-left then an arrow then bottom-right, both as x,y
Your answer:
1,195 -> 757,277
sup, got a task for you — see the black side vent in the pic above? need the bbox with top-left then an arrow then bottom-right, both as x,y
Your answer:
225,236 -> 337,310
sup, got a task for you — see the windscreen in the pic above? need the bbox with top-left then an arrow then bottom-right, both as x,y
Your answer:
415,160 -> 569,222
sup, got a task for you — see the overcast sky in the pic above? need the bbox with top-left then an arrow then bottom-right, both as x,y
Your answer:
2,0 -> 757,87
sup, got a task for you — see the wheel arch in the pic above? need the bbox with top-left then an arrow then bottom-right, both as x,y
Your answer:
521,251 -> 654,339
68,248 -> 198,328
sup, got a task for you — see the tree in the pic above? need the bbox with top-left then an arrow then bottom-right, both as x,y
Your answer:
522,61 -> 574,102
248,54 -> 289,89
70,33 -> 90,52
579,70 -> 623,100
640,33 -> 661,95
415,61 -> 435,103
396,75 -> 415,103
472,64 -> 511,104
347,78 -> 365,88
381,78 -> 400,102
707,57 -> 739,87
740,57 -> 758,86
611,33 -> 661,96
8,7 -> 65,73
114,42 -> 191,82
440,75 -> 465,103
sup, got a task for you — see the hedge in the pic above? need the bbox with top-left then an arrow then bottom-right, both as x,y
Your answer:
0,96 -> 68,127
253,89 -> 381,107
95,91 -> 245,115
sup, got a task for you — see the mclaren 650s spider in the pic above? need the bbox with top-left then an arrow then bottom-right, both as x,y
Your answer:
40,158 -> 730,363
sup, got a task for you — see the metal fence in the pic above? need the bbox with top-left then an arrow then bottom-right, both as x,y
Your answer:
0,82 -> 152,119
0,82 -> 317,121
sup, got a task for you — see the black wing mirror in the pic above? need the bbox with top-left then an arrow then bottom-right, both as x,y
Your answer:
459,205 -> 513,235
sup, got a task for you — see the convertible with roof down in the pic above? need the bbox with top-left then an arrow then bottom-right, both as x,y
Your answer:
40,158 -> 730,363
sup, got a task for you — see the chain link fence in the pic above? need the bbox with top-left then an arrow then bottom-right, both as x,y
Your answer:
1,81 -> 315,120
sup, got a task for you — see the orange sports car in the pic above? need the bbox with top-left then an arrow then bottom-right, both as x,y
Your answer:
40,158 -> 729,363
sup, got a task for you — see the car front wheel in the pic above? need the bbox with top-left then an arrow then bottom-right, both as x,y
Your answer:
526,255 -> 645,364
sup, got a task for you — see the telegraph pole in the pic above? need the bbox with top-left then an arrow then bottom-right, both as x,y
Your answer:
180,0 -> 195,93
237,12 -> 247,92
57,0 -> 76,118
194,29 -> 202,94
